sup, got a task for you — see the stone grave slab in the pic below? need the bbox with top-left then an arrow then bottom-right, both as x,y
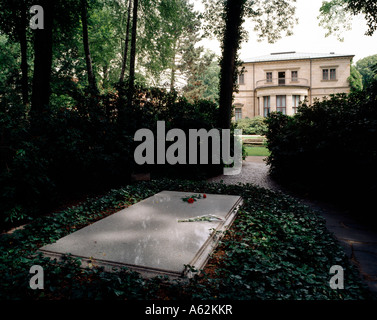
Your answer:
39,191 -> 242,278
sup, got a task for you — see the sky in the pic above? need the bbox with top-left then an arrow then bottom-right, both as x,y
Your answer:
192,0 -> 377,63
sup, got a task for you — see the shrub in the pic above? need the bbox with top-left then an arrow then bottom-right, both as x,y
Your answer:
0,85 -> 222,230
265,88 -> 377,222
234,116 -> 268,135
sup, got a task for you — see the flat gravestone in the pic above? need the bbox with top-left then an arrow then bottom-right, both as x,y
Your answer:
39,191 -> 242,278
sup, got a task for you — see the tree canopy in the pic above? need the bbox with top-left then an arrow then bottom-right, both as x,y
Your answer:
355,54 -> 377,88
0,0 -> 222,110
205,0 -> 298,128
348,64 -> 363,93
318,0 -> 377,41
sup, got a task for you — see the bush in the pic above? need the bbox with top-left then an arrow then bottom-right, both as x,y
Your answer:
0,85 -> 222,231
234,116 -> 268,135
265,88 -> 377,223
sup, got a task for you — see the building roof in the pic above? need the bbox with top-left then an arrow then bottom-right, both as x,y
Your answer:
243,51 -> 354,63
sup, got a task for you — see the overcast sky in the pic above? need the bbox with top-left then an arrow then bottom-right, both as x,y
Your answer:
193,0 -> 377,63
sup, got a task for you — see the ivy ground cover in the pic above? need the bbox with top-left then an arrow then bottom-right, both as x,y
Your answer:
0,179 -> 374,300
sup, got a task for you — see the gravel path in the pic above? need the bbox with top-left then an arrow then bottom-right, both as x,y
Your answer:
207,156 -> 280,191
207,156 -> 377,295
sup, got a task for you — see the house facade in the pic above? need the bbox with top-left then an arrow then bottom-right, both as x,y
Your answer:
233,51 -> 354,120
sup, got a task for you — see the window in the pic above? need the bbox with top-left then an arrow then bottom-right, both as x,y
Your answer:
330,68 -> 336,80
291,70 -> 298,81
276,95 -> 286,114
322,69 -> 329,80
323,68 -> 336,80
263,96 -> 270,117
238,74 -> 245,85
292,95 -> 300,114
235,108 -> 242,120
266,72 -> 272,83
278,72 -> 285,85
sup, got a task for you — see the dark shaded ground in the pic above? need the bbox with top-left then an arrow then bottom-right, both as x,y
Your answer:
208,156 -> 377,294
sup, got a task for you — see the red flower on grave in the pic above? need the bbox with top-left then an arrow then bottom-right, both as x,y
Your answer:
187,198 -> 195,203
203,194 -> 207,198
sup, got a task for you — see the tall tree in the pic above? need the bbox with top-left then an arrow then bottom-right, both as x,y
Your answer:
355,54 -> 377,88
0,0 -> 31,105
167,0 -> 201,91
348,65 -> 363,93
77,1 -> 122,90
180,44 -> 216,102
30,0 -> 55,126
30,0 -> 84,120
19,3 -> 28,104
135,0 -> 175,86
218,0 -> 246,129
204,0 -> 297,129
197,55 -> 220,103
129,0 -> 139,91
119,0 -> 132,83
81,0 -> 98,93
133,0 -> 202,89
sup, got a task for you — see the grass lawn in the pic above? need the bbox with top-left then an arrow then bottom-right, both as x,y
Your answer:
0,179 -> 373,300
245,146 -> 270,157
242,135 -> 265,139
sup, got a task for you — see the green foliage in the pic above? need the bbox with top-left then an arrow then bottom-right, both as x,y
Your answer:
204,0 -> 298,128
318,0 -> 377,40
318,0 -> 352,41
137,0 -> 206,90
0,34 -> 26,101
0,179 -> 373,300
234,116 -> 268,135
0,86 -> 220,230
356,54 -> 377,88
181,47 -> 217,103
0,0 -> 217,100
198,55 -> 220,103
265,86 -> 377,219
88,1 -> 124,87
346,0 -> 377,36
348,65 -> 363,93
203,0 -> 298,43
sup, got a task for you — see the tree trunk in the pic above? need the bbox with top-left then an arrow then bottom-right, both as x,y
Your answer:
30,0 -> 54,127
218,0 -> 245,129
170,40 -> 177,91
19,5 -> 28,105
102,64 -> 109,88
170,54 -> 176,91
119,0 -> 132,83
129,0 -> 139,91
81,0 -> 98,93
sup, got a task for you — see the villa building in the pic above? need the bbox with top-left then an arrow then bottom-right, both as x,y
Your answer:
233,51 -> 354,120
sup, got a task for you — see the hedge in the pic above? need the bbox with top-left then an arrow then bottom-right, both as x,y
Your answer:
234,116 -> 268,135
0,85 -> 222,231
265,86 -> 377,223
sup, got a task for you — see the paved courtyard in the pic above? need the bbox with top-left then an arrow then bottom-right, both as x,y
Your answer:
208,156 -> 377,294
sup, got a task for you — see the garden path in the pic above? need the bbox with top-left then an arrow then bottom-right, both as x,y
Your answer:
207,156 -> 377,294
